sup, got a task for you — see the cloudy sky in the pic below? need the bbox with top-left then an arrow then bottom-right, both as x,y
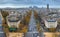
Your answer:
0,0 -> 60,8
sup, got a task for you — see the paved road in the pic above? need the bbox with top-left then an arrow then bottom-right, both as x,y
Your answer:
0,16 -> 6,37
26,11 -> 44,37
28,11 -> 38,33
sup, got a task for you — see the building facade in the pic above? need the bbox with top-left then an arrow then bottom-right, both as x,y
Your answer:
44,19 -> 57,28
6,12 -> 22,28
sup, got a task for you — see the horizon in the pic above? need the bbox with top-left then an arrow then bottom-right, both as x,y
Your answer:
0,5 -> 60,8
0,0 -> 60,8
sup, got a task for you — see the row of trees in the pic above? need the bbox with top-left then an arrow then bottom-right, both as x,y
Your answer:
1,10 -> 9,24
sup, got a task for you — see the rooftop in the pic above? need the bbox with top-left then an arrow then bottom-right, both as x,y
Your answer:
7,13 -> 22,22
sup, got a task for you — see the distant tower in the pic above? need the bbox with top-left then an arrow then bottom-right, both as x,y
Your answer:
47,4 -> 50,12
47,4 -> 49,9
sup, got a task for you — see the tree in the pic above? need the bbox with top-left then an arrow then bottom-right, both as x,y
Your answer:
1,10 -> 9,24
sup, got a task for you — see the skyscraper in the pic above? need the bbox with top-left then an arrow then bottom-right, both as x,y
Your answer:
47,4 -> 49,10
47,4 -> 50,12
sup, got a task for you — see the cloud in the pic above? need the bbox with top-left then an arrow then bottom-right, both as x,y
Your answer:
0,0 -> 60,7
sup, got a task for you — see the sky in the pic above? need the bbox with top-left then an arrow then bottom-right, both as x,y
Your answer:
0,0 -> 60,8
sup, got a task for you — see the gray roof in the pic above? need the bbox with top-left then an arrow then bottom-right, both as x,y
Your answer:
7,15 -> 21,22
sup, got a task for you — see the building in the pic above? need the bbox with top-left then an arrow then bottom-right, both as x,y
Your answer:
44,19 -> 57,28
44,32 -> 60,37
46,4 -> 50,13
6,33 -> 24,37
47,4 -> 49,10
6,12 -> 22,28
